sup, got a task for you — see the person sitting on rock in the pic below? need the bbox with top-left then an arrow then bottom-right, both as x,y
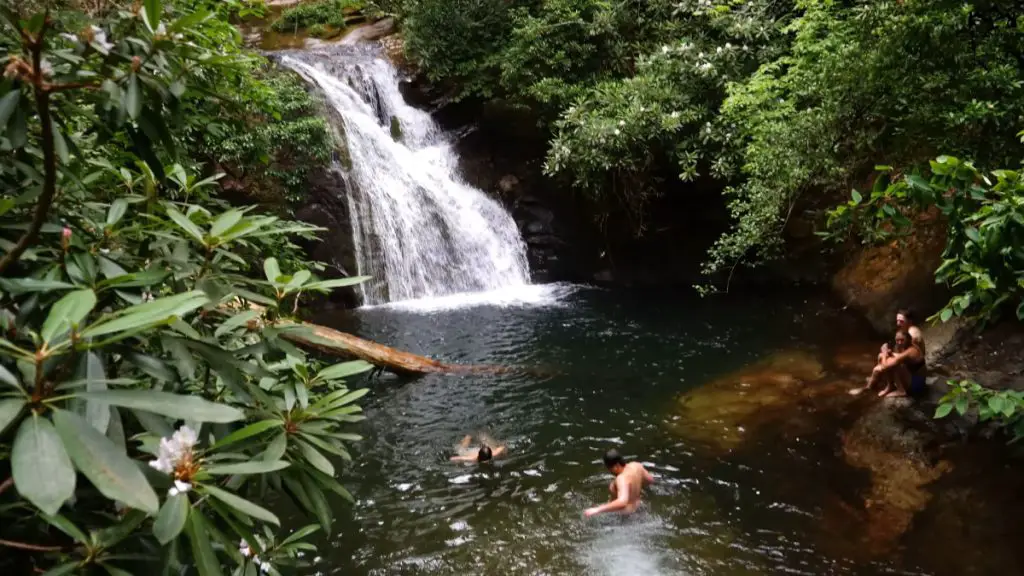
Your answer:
868,308 -> 925,382
851,329 -> 925,397
896,308 -> 925,356
450,433 -> 506,464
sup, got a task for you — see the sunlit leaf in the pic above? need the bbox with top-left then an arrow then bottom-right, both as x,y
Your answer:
302,276 -> 371,291
41,289 -> 97,344
80,291 -> 209,339
0,398 -> 25,434
12,414 -> 75,515
296,440 -> 334,476
204,460 -> 290,475
0,277 -> 75,294
75,390 -> 244,423
209,419 -> 282,451
52,409 -> 159,514
316,360 -> 373,382
154,492 -> 190,545
263,257 -> 281,284
202,484 -> 279,525
186,512 -> 224,576
165,206 -> 207,244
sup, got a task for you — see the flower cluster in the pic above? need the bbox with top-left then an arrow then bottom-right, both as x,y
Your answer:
148,425 -> 199,496
240,539 -> 273,573
62,25 -> 115,54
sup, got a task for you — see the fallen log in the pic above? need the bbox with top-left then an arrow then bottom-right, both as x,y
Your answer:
277,320 -> 511,376
234,302 -> 528,376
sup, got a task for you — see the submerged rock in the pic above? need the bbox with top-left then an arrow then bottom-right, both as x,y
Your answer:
667,350 -> 830,451
833,399 -> 951,557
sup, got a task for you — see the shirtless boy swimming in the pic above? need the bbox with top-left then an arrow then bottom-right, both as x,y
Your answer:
584,449 -> 654,517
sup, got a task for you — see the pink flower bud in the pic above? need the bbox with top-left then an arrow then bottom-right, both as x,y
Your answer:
61,226 -> 72,250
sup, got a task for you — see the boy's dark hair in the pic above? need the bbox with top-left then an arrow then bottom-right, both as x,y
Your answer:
897,308 -> 915,323
478,446 -> 493,462
603,448 -> 626,469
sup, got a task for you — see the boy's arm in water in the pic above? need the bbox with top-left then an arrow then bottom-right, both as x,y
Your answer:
450,454 -> 476,463
584,475 -> 632,517
458,435 -> 473,450
492,445 -> 507,459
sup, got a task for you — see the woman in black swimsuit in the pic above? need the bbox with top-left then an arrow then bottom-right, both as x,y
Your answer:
852,330 -> 925,397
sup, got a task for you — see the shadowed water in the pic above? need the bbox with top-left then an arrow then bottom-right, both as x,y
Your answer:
282,288 -> 1024,575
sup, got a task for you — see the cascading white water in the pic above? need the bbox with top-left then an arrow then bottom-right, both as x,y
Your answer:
280,47 -> 531,305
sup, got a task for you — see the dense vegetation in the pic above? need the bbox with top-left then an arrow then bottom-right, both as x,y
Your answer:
0,1 -> 368,574
389,0 -> 1024,285
270,0 -> 364,36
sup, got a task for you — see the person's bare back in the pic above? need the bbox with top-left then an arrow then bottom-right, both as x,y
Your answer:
585,450 -> 654,517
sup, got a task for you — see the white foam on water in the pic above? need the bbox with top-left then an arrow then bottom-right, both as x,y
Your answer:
579,512 -> 673,576
361,282 -> 581,313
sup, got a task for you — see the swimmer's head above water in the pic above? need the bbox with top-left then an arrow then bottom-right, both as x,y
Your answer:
603,448 -> 626,475
477,445 -> 493,462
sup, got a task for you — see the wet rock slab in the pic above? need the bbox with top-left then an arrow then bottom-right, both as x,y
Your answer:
666,350 -> 836,452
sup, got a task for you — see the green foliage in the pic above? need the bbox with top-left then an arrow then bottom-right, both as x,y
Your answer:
825,155 -> 1024,324
936,380 -> 1024,441
204,66 -> 333,205
271,0 -> 363,32
0,3 -> 370,574
393,0 -> 1024,285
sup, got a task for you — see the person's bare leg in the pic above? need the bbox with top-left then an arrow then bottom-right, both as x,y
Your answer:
883,367 -> 910,398
851,365 -> 884,395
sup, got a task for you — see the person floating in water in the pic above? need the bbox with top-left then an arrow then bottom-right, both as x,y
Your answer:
584,449 -> 654,517
450,433 -> 506,464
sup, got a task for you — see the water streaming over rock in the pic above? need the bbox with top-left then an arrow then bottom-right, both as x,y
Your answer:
279,46 -> 531,305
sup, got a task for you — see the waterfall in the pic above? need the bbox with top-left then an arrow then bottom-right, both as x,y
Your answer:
279,46 -> 531,305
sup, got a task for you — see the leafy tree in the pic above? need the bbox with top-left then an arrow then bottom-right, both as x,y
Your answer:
0,3 -> 370,574
391,0 -> 1024,286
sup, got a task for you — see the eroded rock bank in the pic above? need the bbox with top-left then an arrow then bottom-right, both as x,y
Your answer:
665,331 -> 1024,572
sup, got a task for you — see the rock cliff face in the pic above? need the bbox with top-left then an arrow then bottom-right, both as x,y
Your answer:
831,210 -> 948,333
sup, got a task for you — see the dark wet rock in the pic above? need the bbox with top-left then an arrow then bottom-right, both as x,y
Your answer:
835,398 -> 953,556
832,209 -> 948,333
291,168 -> 360,308
340,17 -> 396,45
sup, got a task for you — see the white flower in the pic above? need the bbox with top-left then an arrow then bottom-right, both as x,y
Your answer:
661,45 -> 669,53
155,22 -> 167,37
239,539 -> 252,558
697,52 -> 704,58
699,62 -> 714,72
716,46 -> 722,54
618,120 -> 625,127
148,425 -> 198,475
671,111 -> 680,119
743,44 -> 749,51
91,26 -> 114,54
725,42 -> 732,49
168,480 -> 192,497
60,33 -> 79,43
614,129 -> 621,136
39,59 -> 53,78
259,560 -> 272,573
